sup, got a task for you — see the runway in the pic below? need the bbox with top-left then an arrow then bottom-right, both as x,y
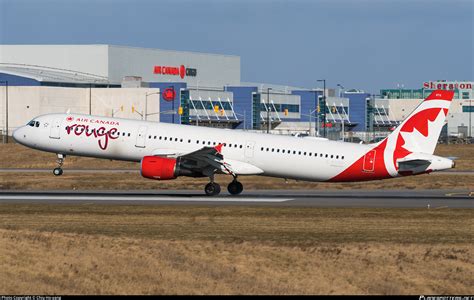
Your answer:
0,189 -> 472,208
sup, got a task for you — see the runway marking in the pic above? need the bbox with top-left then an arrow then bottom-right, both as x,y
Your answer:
445,192 -> 474,197
0,195 -> 293,203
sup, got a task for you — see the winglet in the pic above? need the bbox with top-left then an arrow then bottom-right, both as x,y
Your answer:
214,143 -> 223,153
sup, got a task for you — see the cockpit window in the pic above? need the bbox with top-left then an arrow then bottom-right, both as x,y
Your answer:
27,120 -> 40,127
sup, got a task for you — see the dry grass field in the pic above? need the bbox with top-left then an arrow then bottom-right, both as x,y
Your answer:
0,143 -> 473,190
0,205 -> 473,295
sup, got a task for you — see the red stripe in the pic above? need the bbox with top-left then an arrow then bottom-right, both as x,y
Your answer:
425,90 -> 455,101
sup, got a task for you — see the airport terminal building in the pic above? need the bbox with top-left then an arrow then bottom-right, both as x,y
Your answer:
0,44 -> 352,139
0,45 -> 472,141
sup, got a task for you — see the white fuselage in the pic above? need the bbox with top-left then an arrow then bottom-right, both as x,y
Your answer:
13,113 -> 453,182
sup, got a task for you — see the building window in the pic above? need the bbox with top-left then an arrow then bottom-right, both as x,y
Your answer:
462,106 -> 474,112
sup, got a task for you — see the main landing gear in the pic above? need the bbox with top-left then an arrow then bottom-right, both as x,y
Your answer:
53,153 -> 65,176
227,179 -> 243,195
204,175 -> 243,196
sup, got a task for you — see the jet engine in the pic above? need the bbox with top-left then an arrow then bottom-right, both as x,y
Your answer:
140,156 -> 203,180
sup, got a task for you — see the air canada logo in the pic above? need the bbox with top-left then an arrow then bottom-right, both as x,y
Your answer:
162,88 -> 176,102
66,116 -> 74,122
154,65 -> 197,79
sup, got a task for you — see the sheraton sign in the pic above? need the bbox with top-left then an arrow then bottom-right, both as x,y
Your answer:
423,81 -> 473,90
153,65 -> 197,79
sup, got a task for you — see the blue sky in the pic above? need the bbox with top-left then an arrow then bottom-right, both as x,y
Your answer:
0,0 -> 472,93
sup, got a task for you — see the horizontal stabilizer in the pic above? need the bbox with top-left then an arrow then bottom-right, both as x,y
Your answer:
397,158 -> 431,175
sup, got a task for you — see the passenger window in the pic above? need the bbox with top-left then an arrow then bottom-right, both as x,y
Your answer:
239,145 -> 243,148
271,148 -> 274,152
175,138 -> 178,142
128,133 -> 131,137
342,156 -> 345,160
336,155 -> 339,159
298,151 -> 301,155
266,148 -> 269,151
325,154 -> 328,158
154,136 -> 157,139
304,152 -> 307,155
188,139 -> 191,143
331,155 -> 333,159
309,153 -> 312,156
180,139 -> 183,142
277,149 -> 280,153
261,147 -> 264,151
282,150 -> 285,153
164,137 -> 168,140
148,135 -> 151,139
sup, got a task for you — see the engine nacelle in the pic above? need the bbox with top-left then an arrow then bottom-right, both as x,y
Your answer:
140,156 -> 205,180
140,156 -> 178,180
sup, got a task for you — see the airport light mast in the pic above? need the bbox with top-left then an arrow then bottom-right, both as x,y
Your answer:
317,79 -> 326,138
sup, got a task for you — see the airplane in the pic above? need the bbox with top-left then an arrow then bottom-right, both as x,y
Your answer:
12,89 -> 455,196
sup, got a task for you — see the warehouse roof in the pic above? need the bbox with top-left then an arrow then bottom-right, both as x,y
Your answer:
0,63 -> 110,84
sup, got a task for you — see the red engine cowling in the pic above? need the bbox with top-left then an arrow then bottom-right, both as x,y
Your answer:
141,156 -> 177,180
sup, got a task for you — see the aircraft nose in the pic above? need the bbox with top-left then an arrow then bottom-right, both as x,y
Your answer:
12,127 -> 24,143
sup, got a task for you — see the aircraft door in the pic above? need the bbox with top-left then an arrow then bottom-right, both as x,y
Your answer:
362,150 -> 376,172
49,118 -> 62,139
244,140 -> 255,158
135,126 -> 147,148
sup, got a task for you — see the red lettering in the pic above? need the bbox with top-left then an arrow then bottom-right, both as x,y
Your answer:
65,123 -> 118,150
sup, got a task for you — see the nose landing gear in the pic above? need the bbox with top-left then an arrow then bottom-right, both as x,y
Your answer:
53,154 -> 65,176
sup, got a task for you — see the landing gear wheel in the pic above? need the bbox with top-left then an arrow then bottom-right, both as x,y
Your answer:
227,181 -> 243,195
205,182 -> 221,196
53,168 -> 63,176
53,153 -> 65,176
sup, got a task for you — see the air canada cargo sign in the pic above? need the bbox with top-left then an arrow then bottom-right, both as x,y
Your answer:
423,81 -> 473,90
153,65 -> 197,79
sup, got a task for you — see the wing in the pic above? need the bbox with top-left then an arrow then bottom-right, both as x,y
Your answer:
152,144 -> 263,177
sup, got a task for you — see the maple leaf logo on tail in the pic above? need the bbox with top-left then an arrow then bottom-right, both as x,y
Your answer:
383,90 -> 454,174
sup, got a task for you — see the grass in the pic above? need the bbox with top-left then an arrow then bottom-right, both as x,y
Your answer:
0,143 -> 473,190
0,204 -> 472,294
1,143 -> 473,170
0,172 -> 472,191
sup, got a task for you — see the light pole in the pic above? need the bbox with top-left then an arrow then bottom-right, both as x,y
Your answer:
469,99 -> 472,138
337,83 -> 344,98
317,80 -> 326,137
145,91 -> 161,121
89,83 -> 92,115
337,84 -> 346,141
0,81 -> 8,143
267,87 -> 272,133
